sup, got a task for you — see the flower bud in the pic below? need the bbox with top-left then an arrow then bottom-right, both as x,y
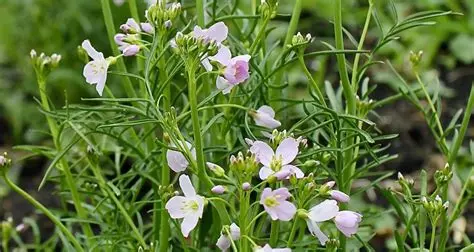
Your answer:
303,160 -> 320,168
164,20 -> 172,29
123,45 -> 141,56
330,190 -> 350,203
325,181 -> 336,189
114,33 -> 127,45
242,182 -> 251,191
297,209 -> 309,219
211,185 -> 226,194
30,49 -> 37,59
140,22 -> 155,34
206,162 -> 225,177
409,50 -> 423,68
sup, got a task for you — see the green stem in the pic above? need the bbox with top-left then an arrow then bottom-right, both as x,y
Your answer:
87,158 -> 147,247
415,72 -> 446,148
249,18 -> 270,55
298,54 -> 326,107
269,220 -> 280,247
2,172 -> 84,252
158,38 -> 171,252
196,0 -> 205,26
239,191 -> 249,252
351,2 -> 373,90
35,77 -> 94,243
286,217 -> 299,247
100,0 -> 137,98
429,221 -> 438,252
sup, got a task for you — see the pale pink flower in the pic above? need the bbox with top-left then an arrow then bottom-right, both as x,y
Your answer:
120,18 -> 141,33
254,244 -> 291,252
330,190 -> 350,203
81,40 -> 110,96
252,105 -> 281,129
334,211 -> 362,237
140,22 -> 154,34
165,175 -> 204,237
211,47 -> 251,94
260,187 -> 296,221
252,138 -> 304,180
216,223 -> 240,251
166,140 -> 196,173
306,200 -> 339,245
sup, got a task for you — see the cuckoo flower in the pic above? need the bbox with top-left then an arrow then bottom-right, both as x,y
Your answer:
306,200 -> 339,245
252,105 -> 281,129
166,140 -> 196,173
82,40 -> 111,96
193,22 -> 230,72
334,211 -> 362,237
165,175 -> 204,237
216,223 -> 241,251
254,244 -> 291,252
211,47 -> 251,94
251,137 -> 304,180
260,187 -> 296,221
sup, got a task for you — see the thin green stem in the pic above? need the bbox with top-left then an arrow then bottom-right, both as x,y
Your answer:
286,217 -> 299,247
100,0 -> 137,98
239,191 -> 249,252
249,18 -> 270,55
196,0 -> 205,26
415,72 -> 446,148
429,221 -> 438,252
269,220 -> 280,247
2,172 -> 84,252
351,2 -> 373,90
298,54 -> 326,107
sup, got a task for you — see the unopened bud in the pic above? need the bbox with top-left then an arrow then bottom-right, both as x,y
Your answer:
211,185 -> 226,194
330,190 -> 350,203
206,162 -> 225,177
242,182 -> 251,191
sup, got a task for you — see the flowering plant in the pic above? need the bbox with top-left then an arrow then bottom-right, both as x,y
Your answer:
1,0 -> 473,251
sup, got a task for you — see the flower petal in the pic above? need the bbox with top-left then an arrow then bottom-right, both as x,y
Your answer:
282,165 -> 304,179
96,72 -> 107,96
216,234 -> 231,251
209,46 -> 231,65
207,22 -> 228,43
165,196 -> 187,219
273,201 -> 296,221
179,174 -> 196,197
81,40 -> 103,60
276,138 -> 298,165
216,77 -> 233,94
181,213 -> 199,237
259,166 -> 274,180
166,149 -> 189,172
308,200 -> 339,222
253,141 -> 274,167
306,220 -> 329,245
257,105 -> 275,118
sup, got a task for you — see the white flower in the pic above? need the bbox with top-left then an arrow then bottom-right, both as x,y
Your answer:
165,175 -> 204,237
306,200 -> 339,245
82,40 -> 110,96
251,137 -> 304,180
252,105 -> 281,129
166,140 -> 196,173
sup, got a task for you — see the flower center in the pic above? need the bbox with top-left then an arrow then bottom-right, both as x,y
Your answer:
270,155 -> 283,171
264,196 -> 280,207
184,200 -> 199,212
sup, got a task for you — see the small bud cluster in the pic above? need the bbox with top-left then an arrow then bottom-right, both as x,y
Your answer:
409,50 -> 423,68
229,151 -> 259,181
421,195 -> 449,224
172,32 -> 219,59
434,164 -> 453,188
356,95 -> 375,117
290,32 -> 313,50
0,153 -> 12,173
30,50 -> 62,79
260,0 -> 279,20
146,1 -> 181,31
